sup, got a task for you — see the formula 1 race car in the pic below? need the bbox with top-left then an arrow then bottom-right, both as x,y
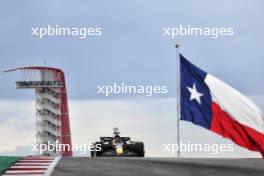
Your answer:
91,128 -> 145,157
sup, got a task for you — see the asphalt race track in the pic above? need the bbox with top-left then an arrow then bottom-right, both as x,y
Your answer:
51,157 -> 264,176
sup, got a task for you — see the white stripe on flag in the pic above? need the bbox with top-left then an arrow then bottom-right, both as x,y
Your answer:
205,74 -> 264,134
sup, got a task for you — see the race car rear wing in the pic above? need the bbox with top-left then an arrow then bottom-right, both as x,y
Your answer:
100,137 -> 131,142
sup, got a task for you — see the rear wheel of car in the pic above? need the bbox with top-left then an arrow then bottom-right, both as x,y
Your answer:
91,142 -> 103,157
91,150 -> 95,157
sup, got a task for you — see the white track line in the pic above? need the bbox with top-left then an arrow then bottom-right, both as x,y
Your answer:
2,175 -> 43,176
44,156 -> 61,176
15,163 -> 50,166
18,160 -> 53,162
5,170 -> 45,173
10,166 -> 48,169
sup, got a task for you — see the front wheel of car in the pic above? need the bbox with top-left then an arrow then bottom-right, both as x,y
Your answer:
135,142 -> 145,157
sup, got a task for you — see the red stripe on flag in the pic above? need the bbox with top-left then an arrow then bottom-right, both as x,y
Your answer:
210,102 -> 264,153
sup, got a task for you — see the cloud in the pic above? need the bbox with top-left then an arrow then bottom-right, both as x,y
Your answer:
0,0 -> 264,99
0,119 -> 34,153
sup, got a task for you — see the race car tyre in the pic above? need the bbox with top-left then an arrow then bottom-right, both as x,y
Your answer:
135,142 -> 144,157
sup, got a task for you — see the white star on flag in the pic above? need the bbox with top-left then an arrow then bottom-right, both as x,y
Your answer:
187,84 -> 203,104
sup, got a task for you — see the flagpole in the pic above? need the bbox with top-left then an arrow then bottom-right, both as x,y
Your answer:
175,44 -> 181,158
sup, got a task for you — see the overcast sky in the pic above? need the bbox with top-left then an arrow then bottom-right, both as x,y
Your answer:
0,0 -> 263,99
0,0 -> 263,157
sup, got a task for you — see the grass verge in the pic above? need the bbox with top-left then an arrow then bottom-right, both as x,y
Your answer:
0,156 -> 21,175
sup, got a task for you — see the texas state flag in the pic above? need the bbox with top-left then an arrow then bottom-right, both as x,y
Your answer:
180,54 -> 264,157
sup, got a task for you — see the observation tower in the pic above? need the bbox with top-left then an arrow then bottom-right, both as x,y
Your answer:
5,67 -> 72,156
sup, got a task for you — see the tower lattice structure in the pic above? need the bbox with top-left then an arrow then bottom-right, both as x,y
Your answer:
5,67 -> 72,156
